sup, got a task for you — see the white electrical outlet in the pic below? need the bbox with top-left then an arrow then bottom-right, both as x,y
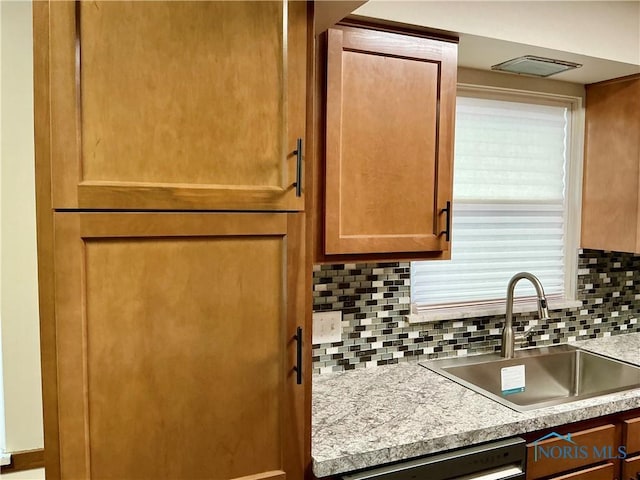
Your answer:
312,311 -> 342,344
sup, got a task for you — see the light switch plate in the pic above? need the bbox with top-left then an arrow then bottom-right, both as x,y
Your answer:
312,311 -> 342,344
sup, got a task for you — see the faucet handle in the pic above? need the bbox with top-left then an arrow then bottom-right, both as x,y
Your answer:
516,320 -> 541,343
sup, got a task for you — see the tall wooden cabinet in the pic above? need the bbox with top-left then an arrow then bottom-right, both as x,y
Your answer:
581,74 -> 640,253
34,1 -> 311,479
313,24 -> 457,262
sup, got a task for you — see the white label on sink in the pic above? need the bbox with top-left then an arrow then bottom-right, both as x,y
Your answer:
501,365 -> 525,395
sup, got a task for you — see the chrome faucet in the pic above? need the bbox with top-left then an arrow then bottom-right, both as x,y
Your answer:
501,272 -> 551,358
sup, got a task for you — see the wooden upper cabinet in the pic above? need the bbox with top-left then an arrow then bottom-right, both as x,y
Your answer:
581,75 -> 640,253
321,25 -> 457,258
46,1 -> 308,211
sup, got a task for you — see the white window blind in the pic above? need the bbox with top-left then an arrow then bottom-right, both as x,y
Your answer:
411,95 -> 569,312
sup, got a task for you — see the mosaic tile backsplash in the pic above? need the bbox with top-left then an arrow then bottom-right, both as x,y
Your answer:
312,249 -> 640,374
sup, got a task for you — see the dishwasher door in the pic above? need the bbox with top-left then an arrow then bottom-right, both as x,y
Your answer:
341,437 -> 526,480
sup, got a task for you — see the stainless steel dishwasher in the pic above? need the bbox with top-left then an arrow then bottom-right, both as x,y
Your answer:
341,437 -> 526,480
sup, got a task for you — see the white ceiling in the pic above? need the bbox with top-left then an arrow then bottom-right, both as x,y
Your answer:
457,33 -> 640,84
353,1 -> 640,85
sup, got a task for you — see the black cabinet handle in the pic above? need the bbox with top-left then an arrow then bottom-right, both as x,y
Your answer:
440,201 -> 451,242
293,138 -> 303,197
293,326 -> 302,384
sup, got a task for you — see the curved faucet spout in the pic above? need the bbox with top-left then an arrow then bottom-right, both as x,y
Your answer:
501,272 -> 550,359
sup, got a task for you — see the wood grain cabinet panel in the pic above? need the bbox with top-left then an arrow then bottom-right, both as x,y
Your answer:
625,417 -> 640,455
35,2 -> 312,479
623,455 -> 640,480
548,462 -> 615,480
321,25 -> 457,258
526,424 -> 617,479
582,74 -> 640,253
46,0 -> 308,211
51,212 -> 306,480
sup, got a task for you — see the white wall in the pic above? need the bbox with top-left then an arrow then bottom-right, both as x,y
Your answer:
2,468 -> 45,480
356,1 -> 640,65
0,0 -> 4,455
0,0 -> 44,453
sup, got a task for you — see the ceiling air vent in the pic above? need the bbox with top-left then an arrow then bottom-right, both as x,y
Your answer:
491,55 -> 582,78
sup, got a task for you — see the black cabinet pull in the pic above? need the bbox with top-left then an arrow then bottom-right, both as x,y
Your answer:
440,201 -> 451,242
293,138 -> 303,197
293,326 -> 303,384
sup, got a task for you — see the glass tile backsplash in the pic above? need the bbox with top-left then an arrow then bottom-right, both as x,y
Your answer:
312,249 -> 640,374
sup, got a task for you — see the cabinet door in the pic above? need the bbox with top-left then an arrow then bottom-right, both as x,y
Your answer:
582,75 -> 640,253
624,417 -> 640,455
526,424 -> 617,479
45,1 -> 307,211
547,462 -> 615,480
52,212 -> 306,479
623,455 -> 640,480
323,26 -> 456,256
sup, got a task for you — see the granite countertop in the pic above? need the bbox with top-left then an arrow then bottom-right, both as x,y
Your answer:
312,333 -> 640,478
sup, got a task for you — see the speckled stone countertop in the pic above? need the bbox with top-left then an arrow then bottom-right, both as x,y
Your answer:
312,333 -> 640,478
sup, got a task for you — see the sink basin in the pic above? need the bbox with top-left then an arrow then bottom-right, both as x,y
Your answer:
420,345 -> 640,412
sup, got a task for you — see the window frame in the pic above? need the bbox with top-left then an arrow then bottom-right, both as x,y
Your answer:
409,84 -> 585,322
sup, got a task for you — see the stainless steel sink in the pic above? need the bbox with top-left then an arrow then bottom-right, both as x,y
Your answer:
420,345 -> 640,412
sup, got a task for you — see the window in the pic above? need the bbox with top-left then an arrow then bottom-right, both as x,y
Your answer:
411,89 -> 583,317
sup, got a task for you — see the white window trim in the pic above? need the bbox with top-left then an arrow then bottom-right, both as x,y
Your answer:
409,84 -> 585,324
407,299 -> 584,324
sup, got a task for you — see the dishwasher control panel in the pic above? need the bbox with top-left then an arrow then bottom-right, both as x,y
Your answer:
341,437 -> 526,480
